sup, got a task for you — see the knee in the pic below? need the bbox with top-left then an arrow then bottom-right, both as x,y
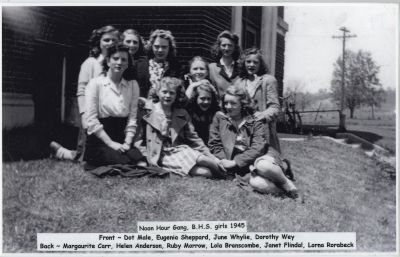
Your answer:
196,155 -> 218,167
189,166 -> 213,178
255,159 -> 283,178
249,174 -> 280,194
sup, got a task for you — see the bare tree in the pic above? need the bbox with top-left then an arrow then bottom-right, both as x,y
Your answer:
330,50 -> 383,118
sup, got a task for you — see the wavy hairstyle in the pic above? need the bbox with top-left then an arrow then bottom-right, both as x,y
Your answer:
151,77 -> 187,108
211,30 -> 241,61
102,43 -> 134,80
187,80 -> 220,115
146,29 -> 177,61
221,85 -> 255,116
122,29 -> 146,58
88,25 -> 119,58
239,47 -> 269,78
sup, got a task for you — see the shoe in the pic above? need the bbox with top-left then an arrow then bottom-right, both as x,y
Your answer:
50,141 -> 76,160
50,141 -> 62,157
286,189 -> 299,199
282,159 -> 295,181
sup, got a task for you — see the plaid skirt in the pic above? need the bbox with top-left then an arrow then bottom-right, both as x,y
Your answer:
159,145 -> 202,176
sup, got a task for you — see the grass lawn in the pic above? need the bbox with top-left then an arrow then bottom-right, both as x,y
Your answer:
2,138 -> 396,253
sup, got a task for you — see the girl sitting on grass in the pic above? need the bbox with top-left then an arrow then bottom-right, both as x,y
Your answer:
235,47 -> 282,153
139,77 -> 223,178
51,25 -> 119,161
208,85 -> 298,198
186,79 -> 220,145
83,43 -> 146,169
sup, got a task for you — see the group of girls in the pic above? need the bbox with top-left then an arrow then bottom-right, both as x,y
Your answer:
50,25 -> 298,198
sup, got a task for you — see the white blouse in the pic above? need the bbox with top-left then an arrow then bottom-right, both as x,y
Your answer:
85,75 -> 140,136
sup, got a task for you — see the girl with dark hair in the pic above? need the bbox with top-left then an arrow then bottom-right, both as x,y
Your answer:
186,80 -> 220,144
51,25 -> 119,161
83,43 -> 146,169
235,47 -> 282,153
208,85 -> 298,198
137,77 -> 222,178
209,30 -> 241,96
141,29 -> 181,98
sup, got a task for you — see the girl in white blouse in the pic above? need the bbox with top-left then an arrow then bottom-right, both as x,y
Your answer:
84,43 -> 146,169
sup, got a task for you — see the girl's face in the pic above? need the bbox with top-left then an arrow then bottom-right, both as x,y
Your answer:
100,32 -> 118,53
107,51 -> 129,75
152,37 -> 170,62
190,60 -> 208,82
224,94 -> 242,119
157,85 -> 177,107
245,54 -> 261,76
123,33 -> 140,55
196,89 -> 212,111
219,37 -> 234,58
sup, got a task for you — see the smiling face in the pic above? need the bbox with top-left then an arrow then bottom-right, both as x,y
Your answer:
152,37 -> 170,62
245,54 -> 261,76
224,94 -> 242,120
157,84 -> 177,107
196,88 -> 212,111
219,37 -> 234,58
190,60 -> 208,82
100,32 -> 118,53
107,51 -> 129,75
123,33 -> 140,56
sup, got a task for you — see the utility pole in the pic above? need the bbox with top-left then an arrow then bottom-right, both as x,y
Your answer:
332,27 -> 357,112
332,27 -> 356,131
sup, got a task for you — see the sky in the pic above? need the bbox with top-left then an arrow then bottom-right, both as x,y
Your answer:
284,4 -> 398,93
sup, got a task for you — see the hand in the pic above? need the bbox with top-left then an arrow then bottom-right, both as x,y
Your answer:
108,141 -> 125,152
254,111 -> 265,122
81,113 -> 88,129
121,142 -> 131,152
220,159 -> 237,169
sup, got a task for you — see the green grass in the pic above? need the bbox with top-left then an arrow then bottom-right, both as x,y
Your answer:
3,139 -> 396,253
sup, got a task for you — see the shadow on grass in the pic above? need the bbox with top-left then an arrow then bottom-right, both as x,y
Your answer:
299,125 -> 387,150
3,124 -> 79,162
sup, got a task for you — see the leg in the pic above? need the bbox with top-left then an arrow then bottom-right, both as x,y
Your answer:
196,155 -> 226,179
255,157 -> 297,193
249,174 -> 281,194
50,141 -> 76,160
126,147 -> 147,167
189,166 -> 213,178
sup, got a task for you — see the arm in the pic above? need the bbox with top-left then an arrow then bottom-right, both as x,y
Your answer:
77,58 -> 94,114
124,80 -> 140,145
183,114 -> 213,157
262,75 -> 280,122
208,113 -> 227,160
233,120 -> 268,168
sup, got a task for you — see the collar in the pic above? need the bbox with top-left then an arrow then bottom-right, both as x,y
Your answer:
218,111 -> 255,128
216,60 -> 238,81
102,75 -> 129,94
149,58 -> 169,69
219,58 -> 234,68
143,105 -> 188,136
96,54 -> 105,63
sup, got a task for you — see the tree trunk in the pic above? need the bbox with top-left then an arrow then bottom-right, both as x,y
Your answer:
349,107 -> 355,118
371,105 -> 375,120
